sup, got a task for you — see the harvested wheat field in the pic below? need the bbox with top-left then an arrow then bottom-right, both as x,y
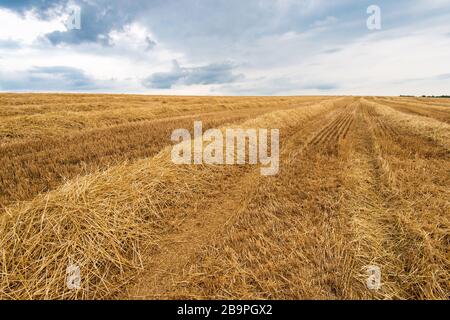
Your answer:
0,94 -> 449,300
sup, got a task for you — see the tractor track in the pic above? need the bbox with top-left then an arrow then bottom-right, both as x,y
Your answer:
374,98 -> 450,124
123,98 -> 356,299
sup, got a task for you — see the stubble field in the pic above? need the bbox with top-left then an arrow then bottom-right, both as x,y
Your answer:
0,94 -> 448,299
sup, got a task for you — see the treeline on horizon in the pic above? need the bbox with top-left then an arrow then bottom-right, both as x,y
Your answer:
400,95 -> 450,98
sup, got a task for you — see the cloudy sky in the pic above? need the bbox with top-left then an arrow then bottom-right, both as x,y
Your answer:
0,0 -> 449,95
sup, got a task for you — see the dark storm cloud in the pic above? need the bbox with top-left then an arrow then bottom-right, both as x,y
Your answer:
1,0 -> 146,45
45,1 -> 141,45
0,0 -> 336,48
434,73 -> 450,80
0,39 -> 22,49
2,0 -> 450,94
0,0 -> 60,13
322,48 -> 342,54
0,66 -> 98,91
142,60 -> 244,89
29,66 -> 94,87
142,61 -> 184,89
302,83 -> 338,90
145,36 -> 156,51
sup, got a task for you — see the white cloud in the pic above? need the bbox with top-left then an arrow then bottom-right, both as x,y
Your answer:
1,1 -> 450,95
0,12 -> 184,92
0,8 -> 65,44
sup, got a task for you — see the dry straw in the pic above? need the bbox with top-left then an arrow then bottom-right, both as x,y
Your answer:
0,99 -> 337,299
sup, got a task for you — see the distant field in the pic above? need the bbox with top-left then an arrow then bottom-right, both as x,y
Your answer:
0,94 -> 448,299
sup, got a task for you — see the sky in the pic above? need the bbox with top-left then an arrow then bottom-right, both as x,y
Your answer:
0,0 -> 449,96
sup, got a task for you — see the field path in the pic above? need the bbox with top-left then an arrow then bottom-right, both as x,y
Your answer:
342,100 -> 450,299
0,100 -> 320,209
372,97 -> 450,124
1,95 -> 448,300
124,165 -> 261,299
123,100 -> 351,299
125,97 -> 448,300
